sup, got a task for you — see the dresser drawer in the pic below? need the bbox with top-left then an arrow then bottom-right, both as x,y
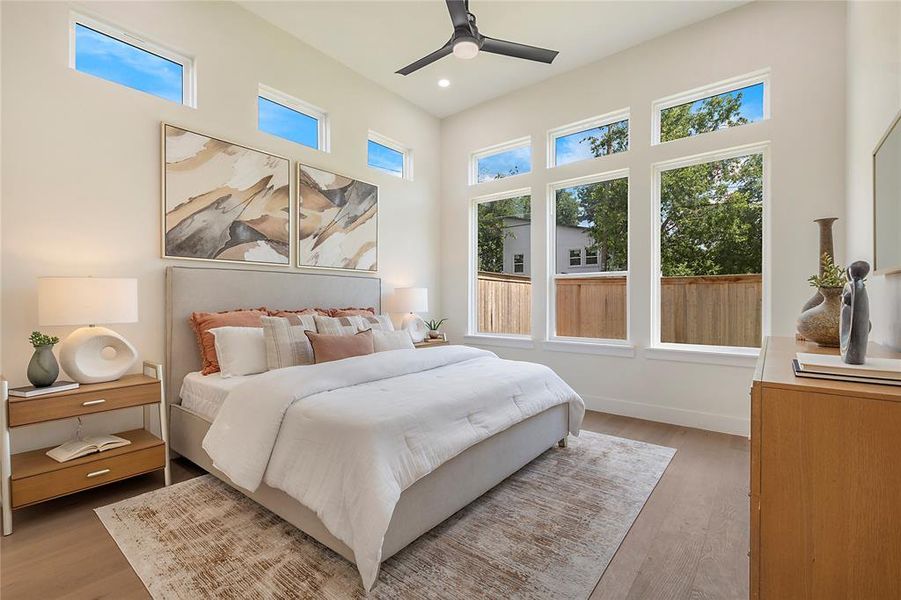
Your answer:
8,381 -> 160,426
11,444 -> 165,508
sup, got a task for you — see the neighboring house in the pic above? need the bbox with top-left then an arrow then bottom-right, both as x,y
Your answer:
500,217 -> 600,275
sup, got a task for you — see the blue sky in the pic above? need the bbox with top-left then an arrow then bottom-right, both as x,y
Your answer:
555,119 -> 628,166
368,140 -> 404,176
478,145 -> 531,182
258,97 -> 319,149
75,24 -> 182,103
684,82 -> 765,122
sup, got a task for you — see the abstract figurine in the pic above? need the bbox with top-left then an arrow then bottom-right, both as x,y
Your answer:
840,260 -> 871,364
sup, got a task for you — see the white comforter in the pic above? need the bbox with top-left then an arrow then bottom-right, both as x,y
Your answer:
202,346 -> 584,591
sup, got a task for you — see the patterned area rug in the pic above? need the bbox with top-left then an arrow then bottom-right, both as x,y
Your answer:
96,431 -> 675,599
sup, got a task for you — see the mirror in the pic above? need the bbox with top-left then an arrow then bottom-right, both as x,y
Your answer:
874,110 -> 901,273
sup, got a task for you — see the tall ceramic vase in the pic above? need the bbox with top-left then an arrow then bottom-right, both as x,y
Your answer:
797,287 -> 843,347
802,217 -> 838,312
27,344 -> 59,387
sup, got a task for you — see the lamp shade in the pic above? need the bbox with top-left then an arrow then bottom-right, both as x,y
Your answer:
38,277 -> 138,326
393,287 -> 428,313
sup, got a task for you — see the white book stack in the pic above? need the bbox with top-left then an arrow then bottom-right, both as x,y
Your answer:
792,352 -> 901,386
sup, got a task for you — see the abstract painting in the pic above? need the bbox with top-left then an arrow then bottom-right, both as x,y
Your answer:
163,124 -> 290,265
298,164 -> 378,271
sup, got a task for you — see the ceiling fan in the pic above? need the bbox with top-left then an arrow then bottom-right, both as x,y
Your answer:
396,0 -> 559,76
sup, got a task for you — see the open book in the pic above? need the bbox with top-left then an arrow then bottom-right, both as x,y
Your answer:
46,434 -> 131,463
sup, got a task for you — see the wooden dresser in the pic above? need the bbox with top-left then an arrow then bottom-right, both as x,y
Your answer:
750,337 -> 901,600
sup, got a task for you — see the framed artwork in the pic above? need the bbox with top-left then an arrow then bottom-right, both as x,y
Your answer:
162,124 -> 291,265
297,164 -> 378,272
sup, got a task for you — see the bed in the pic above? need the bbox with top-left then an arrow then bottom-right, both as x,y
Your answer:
166,266 -> 584,590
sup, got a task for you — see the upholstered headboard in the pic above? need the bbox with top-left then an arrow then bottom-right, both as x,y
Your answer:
165,266 -> 381,402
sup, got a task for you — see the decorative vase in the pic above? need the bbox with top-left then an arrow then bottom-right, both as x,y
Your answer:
797,287 -> 843,347
802,217 -> 838,312
428,330 -> 441,339
27,344 -> 59,387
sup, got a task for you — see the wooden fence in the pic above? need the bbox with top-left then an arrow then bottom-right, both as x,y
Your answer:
477,272 -> 762,348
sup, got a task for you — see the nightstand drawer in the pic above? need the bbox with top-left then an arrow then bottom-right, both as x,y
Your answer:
11,444 -> 165,508
8,380 -> 160,426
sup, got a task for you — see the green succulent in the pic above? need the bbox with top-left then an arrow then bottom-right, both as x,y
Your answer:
29,331 -> 59,348
424,318 -> 447,331
807,253 -> 847,288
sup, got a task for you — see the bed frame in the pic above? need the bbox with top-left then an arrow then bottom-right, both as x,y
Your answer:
166,266 -> 569,571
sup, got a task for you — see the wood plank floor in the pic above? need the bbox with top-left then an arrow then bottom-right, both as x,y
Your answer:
0,411 -> 749,599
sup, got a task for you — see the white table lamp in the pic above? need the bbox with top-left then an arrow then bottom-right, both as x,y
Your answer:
38,277 -> 138,384
394,287 -> 429,343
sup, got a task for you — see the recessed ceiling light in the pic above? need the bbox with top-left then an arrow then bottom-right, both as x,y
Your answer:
438,79 -> 450,88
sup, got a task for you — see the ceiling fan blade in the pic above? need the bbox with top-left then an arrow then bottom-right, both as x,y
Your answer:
446,0 -> 470,30
396,39 -> 454,76
481,36 -> 559,64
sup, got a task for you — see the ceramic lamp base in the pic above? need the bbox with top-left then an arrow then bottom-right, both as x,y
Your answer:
58,326 -> 137,384
401,313 -> 429,343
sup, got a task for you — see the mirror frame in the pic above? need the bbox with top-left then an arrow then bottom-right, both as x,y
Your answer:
873,108 -> 901,276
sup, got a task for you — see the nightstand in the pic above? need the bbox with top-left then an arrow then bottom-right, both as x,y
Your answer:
414,338 -> 450,349
0,361 -> 169,535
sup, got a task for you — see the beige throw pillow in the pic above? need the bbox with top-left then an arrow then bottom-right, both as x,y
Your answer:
261,315 -> 317,370
313,315 -> 359,336
372,330 -> 415,352
305,329 -> 375,364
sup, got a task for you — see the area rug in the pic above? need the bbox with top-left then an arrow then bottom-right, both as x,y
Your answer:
96,431 -> 675,599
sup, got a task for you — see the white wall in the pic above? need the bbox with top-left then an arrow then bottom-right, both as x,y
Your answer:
0,1 -> 441,451
845,0 -> 901,351
440,1 -> 847,436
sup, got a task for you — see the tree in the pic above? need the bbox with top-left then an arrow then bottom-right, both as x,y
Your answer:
585,119 -> 629,157
477,195 -> 530,273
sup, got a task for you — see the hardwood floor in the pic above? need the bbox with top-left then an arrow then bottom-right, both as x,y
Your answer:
0,411 -> 749,599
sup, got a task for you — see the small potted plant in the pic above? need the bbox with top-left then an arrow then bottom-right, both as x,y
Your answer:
797,253 -> 847,347
424,318 -> 447,340
27,331 -> 60,387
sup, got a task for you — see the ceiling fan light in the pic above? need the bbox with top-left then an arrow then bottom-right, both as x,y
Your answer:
453,38 -> 480,60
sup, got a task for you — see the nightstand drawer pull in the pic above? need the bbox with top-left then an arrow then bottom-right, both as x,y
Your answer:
81,399 -> 106,407
86,469 -> 111,478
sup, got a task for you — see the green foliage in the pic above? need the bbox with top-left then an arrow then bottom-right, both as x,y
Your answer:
29,331 -> 59,348
807,253 -> 847,288
584,119 -> 629,157
556,178 -> 629,272
660,92 -> 748,142
477,195 -> 530,273
424,318 -> 447,331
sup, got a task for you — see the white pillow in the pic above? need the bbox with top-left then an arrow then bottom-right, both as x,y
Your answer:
210,326 -> 268,378
372,329 -> 415,352
348,314 -> 395,332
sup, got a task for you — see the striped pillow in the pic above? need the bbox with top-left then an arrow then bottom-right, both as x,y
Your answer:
260,315 -> 317,370
348,314 -> 395,332
313,315 -> 359,336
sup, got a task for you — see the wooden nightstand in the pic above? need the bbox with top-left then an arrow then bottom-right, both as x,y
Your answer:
414,338 -> 450,349
0,361 -> 169,535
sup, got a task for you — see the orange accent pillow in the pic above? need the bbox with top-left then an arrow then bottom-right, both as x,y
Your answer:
305,329 -> 374,364
190,308 -> 268,375
268,308 -> 330,325
330,307 -> 376,317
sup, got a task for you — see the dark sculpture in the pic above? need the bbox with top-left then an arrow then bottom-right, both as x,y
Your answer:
840,261 -> 871,364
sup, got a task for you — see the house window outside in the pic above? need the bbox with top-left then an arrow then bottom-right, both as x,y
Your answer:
657,151 -> 764,348
474,193 -> 531,335
71,17 -> 192,105
551,175 -> 629,341
551,116 -> 629,167
258,85 -> 327,151
368,132 -> 411,179
472,139 -> 531,184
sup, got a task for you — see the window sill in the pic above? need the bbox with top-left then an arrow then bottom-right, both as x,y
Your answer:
645,344 -> 759,368
543,339 -> 636,357
463,334 -> 535,350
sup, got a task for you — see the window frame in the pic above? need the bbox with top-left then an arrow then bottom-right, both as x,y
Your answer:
258,84 -> 329,152
568,249 -> 583,267
547,108 -> 631,168
69,11 -> 195,107
467,187 -> 534,344
513,253 -> 525,274
585,247 -> 599,266
367,131 -> 413,180
546,169 -> 632,348
650,142 -> 771,362
469,137 -> 532,186
651,69 -> 771,146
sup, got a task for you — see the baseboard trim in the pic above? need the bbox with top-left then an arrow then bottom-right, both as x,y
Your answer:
580,392 -> 750,437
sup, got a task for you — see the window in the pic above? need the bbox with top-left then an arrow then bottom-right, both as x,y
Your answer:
513,253 -> 525,273
368,132 -> 411,179
70,14 -> 192,105
655,149 -> 764,349
654,71 -> 769,144
550,173 -> 629,341
569,249 -> 582,267
549,111 -> 629,167
471,139 -> 531,184
258,85 -> 327,151
473,191 -> 532,335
